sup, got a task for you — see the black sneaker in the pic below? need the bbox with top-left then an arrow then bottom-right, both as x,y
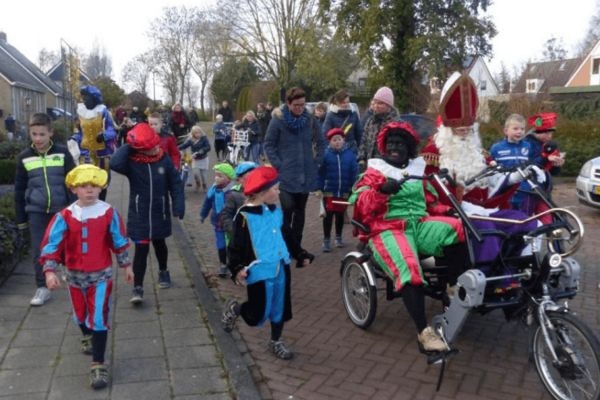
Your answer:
268,339 -> 294,360
221,299 -> 240,333
158,270 -> 171,289
89,364 -> 109,389
130,286 -> 144,305
80,335 -> 93,355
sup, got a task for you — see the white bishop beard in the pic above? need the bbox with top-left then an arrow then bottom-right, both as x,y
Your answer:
434,125 -> 488,189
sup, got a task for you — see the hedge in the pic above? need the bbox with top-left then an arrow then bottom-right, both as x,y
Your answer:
0,193 -> 26,283
0,159 -> 16,184
479,119 -> 600,176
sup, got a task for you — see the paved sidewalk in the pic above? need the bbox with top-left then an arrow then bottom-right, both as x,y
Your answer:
0,174 -> 260,400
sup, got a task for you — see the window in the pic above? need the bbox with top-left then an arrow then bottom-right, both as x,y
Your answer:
480,80 -> 487,90
593,58 -> 600,75
526,79 -> 538,93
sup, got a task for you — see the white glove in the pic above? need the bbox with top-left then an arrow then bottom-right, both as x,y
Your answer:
529,165 -> 547,184
461,201 -> 498,217
507,171 -> 522,185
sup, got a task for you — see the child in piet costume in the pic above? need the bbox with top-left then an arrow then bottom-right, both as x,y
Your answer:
39,164 -> 132,389
350,121 -> 464,352
221,166 -> 295,360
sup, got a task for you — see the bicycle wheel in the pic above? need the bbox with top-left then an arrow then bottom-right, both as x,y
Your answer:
531,310 -> 600,400
341,256 -> 377,329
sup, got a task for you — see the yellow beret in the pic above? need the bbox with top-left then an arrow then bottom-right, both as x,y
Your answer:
65,164 -> 108,189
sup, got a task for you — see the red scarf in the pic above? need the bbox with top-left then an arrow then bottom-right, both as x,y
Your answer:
172,111 -> 186,126
129,147 -> 165,164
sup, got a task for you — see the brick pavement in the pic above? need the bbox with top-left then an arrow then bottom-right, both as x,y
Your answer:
0,174 -> 261,400
182,151 -> 600,400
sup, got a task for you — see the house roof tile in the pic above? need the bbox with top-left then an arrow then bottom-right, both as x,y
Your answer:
513,58 -> 582,93
0,38 -> 62,94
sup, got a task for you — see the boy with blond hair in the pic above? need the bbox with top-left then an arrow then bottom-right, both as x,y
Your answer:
489,114 -> 530,168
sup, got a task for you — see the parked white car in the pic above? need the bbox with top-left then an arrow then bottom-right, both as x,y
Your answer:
576,156 -> 600,209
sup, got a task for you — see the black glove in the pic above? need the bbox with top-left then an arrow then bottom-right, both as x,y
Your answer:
446,208 -> 460,218
358,160 -> 367,173
96,133 -> 104,143
379,179 -> 402,195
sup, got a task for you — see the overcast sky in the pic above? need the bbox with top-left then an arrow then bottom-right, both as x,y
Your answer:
1,0 -> 597,95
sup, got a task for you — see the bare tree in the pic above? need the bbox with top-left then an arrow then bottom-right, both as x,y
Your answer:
577,0 -> 600,56
542,37 -> 568,61
84,41 -> 113,79
185,77 -> 200,109
190,11 -> 223,113
148,6 -> 197,105
217,0 -> 324,89
37,48 -> 60,72
494,62 -> 511,94
122,51 -> 156,95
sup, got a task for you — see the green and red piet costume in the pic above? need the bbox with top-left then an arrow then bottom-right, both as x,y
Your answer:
350,157 -> 464,291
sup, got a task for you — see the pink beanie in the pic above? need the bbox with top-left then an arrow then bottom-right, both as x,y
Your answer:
373,86 -> 394,107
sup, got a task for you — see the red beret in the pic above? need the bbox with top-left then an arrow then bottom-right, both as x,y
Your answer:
243,166 -> 279,196
377,121 -> 420,155
528,112 -> 557,132
127,123 -> 160,150
326,128 -> 345,141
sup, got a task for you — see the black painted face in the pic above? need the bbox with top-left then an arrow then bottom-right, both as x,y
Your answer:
384,132 -> 409,168
83,93 -> 98,110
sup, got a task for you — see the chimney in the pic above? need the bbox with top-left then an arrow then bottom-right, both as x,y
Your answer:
0,32 -> 6,42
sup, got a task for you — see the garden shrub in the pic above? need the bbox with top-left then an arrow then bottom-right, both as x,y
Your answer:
480,119 -> 600,177
0,193 -> 24,280
0,140 -> 27,159
0,159 -> 16,184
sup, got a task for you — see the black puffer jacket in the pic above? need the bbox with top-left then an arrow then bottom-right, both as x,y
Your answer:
110,144 -> 185,240
14,142 -> 75,225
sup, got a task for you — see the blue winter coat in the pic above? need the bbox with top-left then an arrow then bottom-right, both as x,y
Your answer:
264,105 -> 326,193
200,181 -> 235,230
318,146 -> 358,197
110,144 -> 185,240
321,108 -> 362,154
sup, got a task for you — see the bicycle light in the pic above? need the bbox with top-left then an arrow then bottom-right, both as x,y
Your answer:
549,253 -> 562,268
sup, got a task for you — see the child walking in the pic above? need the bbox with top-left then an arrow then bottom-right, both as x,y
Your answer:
200,163 -> 236,277
178,125 -> 211,191
110,123 -> 185,303
221,166 -> 295,360
317,128 -> 358,252
14,113 -> 76,306
220,161 -> 257,236
39,164 -> 133,389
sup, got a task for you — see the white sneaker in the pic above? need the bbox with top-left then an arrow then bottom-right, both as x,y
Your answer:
30,287 -> 51,306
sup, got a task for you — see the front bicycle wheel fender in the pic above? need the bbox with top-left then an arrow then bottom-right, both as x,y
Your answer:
341,256 -> 377,329
531,310 -> 600,400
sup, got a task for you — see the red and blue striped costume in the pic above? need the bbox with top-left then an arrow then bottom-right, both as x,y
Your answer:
350,157 -> 464,291
40,201 -> 130,331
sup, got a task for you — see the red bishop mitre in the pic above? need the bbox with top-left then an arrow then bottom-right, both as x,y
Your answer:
439,71 -> 478,128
